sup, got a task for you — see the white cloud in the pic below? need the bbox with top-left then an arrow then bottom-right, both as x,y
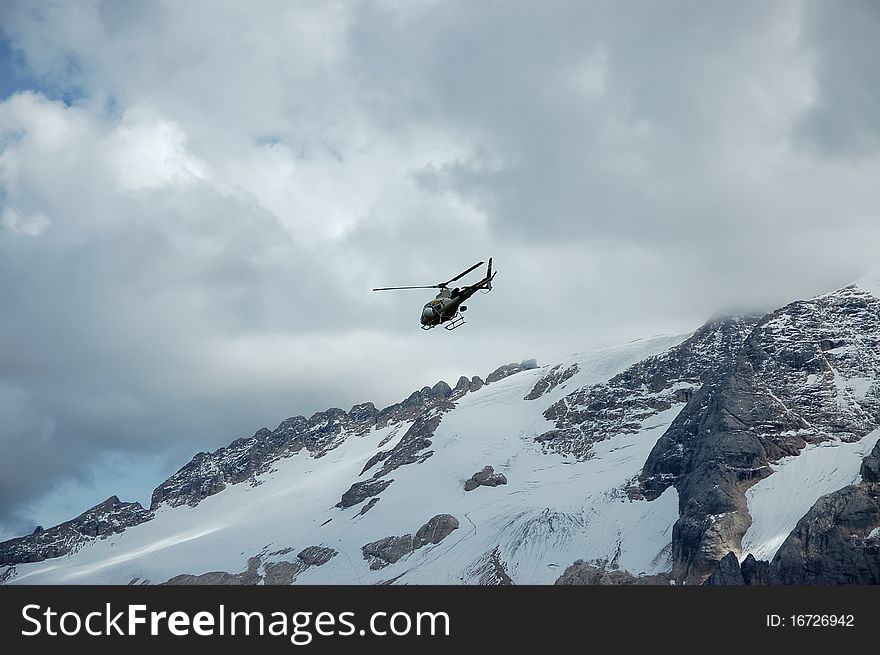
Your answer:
106,108 -> 206,192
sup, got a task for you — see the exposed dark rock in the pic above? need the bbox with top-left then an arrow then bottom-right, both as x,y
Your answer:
642,353 -> 800,582
525,363 -> 579,400
297,546 -> 337,567
358,498 -> 380,516
362,535 -> 415,570
362,514 -> 459,569
702,552 -> 745,585
267,546 -> 294,557
375,384 -> 457,429
464,466 -> 508,491
361,450 -> 392,475
861,438 -> 880,483
452,376 -> 472,398
368,411 -> 448,480
431,381 -> 452,398
0,496 -> 153,566
165,571 -> 246,585
150,408 -> 350,510
239,555 -> 264,585
347,402 -> 379,428
336,478 -> 393,509
413,514 -> 459,548
554,560 -> 672,585
540,315 -> 759,459
165,555 -> 262,586
340,409 -> 451,508
740,553 -> 769,585
263,561 -> 306,586
150,372 -> 480,512
164,546 -> 334,586
769,485 -> 880,584
486,360 -> 538,385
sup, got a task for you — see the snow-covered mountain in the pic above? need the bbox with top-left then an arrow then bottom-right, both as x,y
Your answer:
3,276 -> 880,586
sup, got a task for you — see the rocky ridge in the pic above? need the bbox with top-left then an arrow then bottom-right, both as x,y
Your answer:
0,496 -> 151,566
534,315 -> 759,459
0,362 -> 531,568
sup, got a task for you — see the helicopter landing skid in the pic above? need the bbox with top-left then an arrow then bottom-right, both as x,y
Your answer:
443,313 -> 466,331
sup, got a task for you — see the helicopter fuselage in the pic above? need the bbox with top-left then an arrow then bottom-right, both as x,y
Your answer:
420,283 -> 484,327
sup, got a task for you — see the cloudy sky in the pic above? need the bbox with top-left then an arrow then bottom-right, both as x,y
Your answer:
1,0 -> 879,540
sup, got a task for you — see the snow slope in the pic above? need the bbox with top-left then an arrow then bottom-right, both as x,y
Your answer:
6,334 -> 687,585
740,429 -> 880,562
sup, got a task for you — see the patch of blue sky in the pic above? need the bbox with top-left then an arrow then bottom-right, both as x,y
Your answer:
0,36 -> 87,106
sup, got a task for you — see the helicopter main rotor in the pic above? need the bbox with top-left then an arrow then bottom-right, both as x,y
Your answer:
372,260 -> 484,292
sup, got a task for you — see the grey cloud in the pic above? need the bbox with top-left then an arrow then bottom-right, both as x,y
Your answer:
347,1 -> 780,224
797,0 -> 880,155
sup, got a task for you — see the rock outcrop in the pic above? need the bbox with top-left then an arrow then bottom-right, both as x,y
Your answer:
163,546 -> 337,585
413,514 -> 460,547
485,360 -> 538,385
525,362 -> 579,400
296,546 -> 337,567
362,514 -> 459,569
554,560 -> 672,585
464,466 -> 508,491
336,478 -> 394,509
362,535 -> 416,570
702,552 -> 745,585
740,553 -> 769,585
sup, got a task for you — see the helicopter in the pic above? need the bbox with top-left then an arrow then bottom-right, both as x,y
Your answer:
372,258 -> 496,330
